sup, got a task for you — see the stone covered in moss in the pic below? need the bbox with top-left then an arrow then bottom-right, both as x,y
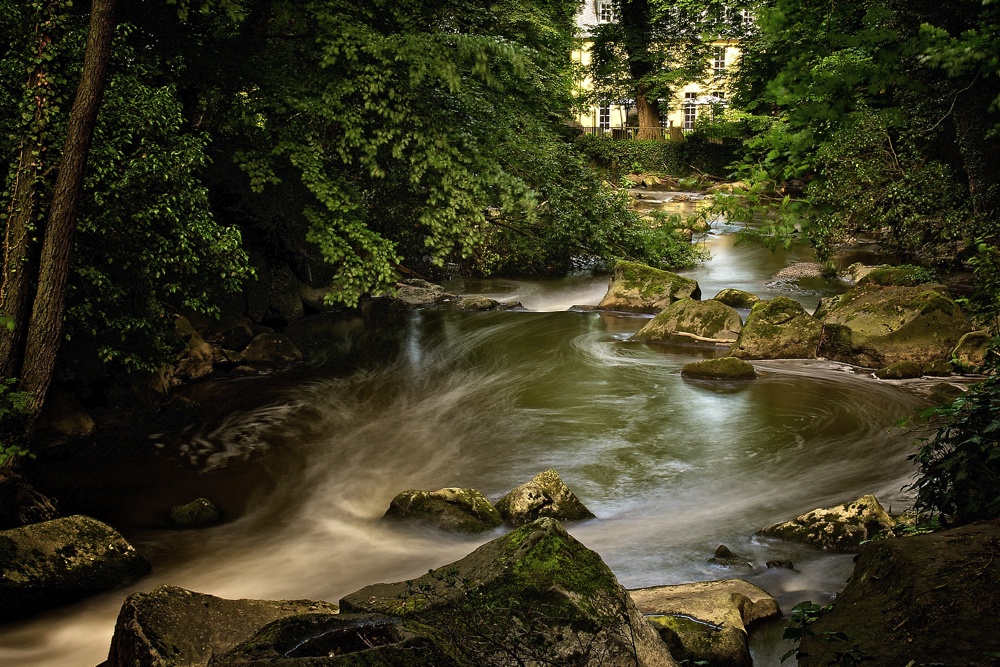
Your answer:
169,498 -> 224,527
631,299 -> 742,346
798,521 -> 1000,666
922,359 -> 953,377
341,517 -> 677,667
856,264 -> 935,287
681,357 -> 757,381
754,494 -> 894,552
630,579 -> 779,667
712,289 -> 761,309
0,515 -> 150,621
107,585 -> 340,667
494,469 -> 595,526
817,285 -> 971,368
598,260 -> 701,314
383,487 -> 502,533
453,295 -> 500,311
951,329 -> 993,372
874,361 -> 924,380
208,613 -> 455,666
730,297 -> 823,360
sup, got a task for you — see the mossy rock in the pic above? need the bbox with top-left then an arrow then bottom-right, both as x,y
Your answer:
754,494 -> 894,552
922,359 -> 953,377
0,515 -> 151,622
207,613 -> 455,666
950,329 -> 993,373
630,579 -> 779,667
169,498 -> 223,527
383,487 -> 502,533
453,295 -> 500,311
712,288 -> 761,309
857,264 -> 935,287
107,585 -> 340,667
242,332 -> 303,363
681,357 -> 757,381
631,299 -> 742,346
341,517 -> 678,667
798,521 -> 1000,666
494,469 -> 595,526
817,285 -> 971,368
598,260 -> 701,314
730,297 -> 822,360
874,361 -> 924,380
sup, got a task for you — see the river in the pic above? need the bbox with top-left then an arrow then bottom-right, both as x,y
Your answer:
0,224 -> 941,666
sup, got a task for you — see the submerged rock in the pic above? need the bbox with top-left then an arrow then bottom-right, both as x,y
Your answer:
754,494 -> 894,552
730,297 -> 823,360
631,299 -> 742,346
598,260 -> 701,314
242,332 -> 303,363
681,357 -> 757,381
630,578 -> 780,667
341,517 -> 677,667
0,515 -> 150,621
494,469 -> 595,526
707,544 -> 753,570
712,288 -> 760,309
383,487 -> 502,533
798,521 -> 1000,666
818,284 -> 971,368
169,498 -> 223,527
106,585 -> 339,667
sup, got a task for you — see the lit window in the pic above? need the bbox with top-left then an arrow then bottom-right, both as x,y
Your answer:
599,104 -> 611,130
598,1 -> 615,22
683,93 -> 697,130
713,47 -> 726,75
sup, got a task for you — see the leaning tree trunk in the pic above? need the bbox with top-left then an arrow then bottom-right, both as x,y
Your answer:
19,0 -> 118,422
0,3 -> 64,379
635,86 -> 662,140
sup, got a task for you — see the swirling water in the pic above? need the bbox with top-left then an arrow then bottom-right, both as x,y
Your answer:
0,230 -> 943,666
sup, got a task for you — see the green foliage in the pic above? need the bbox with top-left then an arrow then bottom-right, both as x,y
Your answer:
780,601 -> 866,665
905,347 -> 1000,525
0,377 -> 32,466
574,133 -> 741,179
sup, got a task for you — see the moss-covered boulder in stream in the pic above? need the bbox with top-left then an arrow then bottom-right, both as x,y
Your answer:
340,517 -> 678,667
598,260 -> 701,313
0,515 -> 150,621
712,288 -> 760,309
817,284 -> 971,368
630,579 -> 779,667
754,494 -> 894,552
797,521 -> 1000,666
729,297 -> 823,360
383,487 -> 502,533
681,357 -> 757,381
169,498 -> 224,527
856,264 -> 936,287
494,469 -> 595,526
107,585 -> 341,667
631,299 -> 742,346
873,361 -> 924,380
951,329 -> 993,372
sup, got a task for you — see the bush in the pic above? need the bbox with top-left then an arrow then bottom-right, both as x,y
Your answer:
573,134 -> 742,180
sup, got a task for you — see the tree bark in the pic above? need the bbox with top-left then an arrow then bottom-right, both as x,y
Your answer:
0,5 -> 62,379
635,86 -> 662,140
20,0 -> 118,419
952,78 -> 1000,217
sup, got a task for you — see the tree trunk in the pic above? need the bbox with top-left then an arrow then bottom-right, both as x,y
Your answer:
20,0 -> 118,420
0,5 -> 62,379
952,79 -> 1000,217
635,86 -> 662,140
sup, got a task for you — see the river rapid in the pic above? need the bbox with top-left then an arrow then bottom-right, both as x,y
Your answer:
0,226 -> 944,666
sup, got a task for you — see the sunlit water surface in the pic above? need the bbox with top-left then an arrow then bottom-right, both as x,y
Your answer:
0,230 -> 942,666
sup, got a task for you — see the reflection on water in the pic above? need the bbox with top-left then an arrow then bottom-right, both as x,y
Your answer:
0,241 -> 919,667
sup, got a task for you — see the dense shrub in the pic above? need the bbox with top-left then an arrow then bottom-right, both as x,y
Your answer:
574,134 -> 742,180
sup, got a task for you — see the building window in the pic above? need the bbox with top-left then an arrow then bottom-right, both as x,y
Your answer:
712,47 -> 726,76
599,104 -> 611,130
598,0 -> 615,22
683,93 -> 697,130
741,9 -> 754,26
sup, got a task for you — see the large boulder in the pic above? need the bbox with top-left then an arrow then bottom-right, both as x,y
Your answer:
207,613 -> 455,666
817,284 -> 972,368
341,517 -> 678,667
730,297 -> 823,360
241,332 -> 302,363
631,299 -> 742,346
494,469 -> 595,526
855,264 -> 935,287
754,494 -> 894,552
798,521 -> 1000,666
598,261 -> 701,314
106,585 -> 340,667
0,515 -> 150,621
681,357 -> 757,381
951,329 -> 993,372
630,579 -> 780,667
383,487 -> 503,533
391,279 -> 456,306
712,289 -> 760,309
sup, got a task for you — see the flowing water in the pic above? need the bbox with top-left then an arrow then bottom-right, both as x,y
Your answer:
0,226 -> 948,666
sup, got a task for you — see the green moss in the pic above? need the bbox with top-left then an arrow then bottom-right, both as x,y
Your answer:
874,361 -> 924,380
682,357 -> 757,380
